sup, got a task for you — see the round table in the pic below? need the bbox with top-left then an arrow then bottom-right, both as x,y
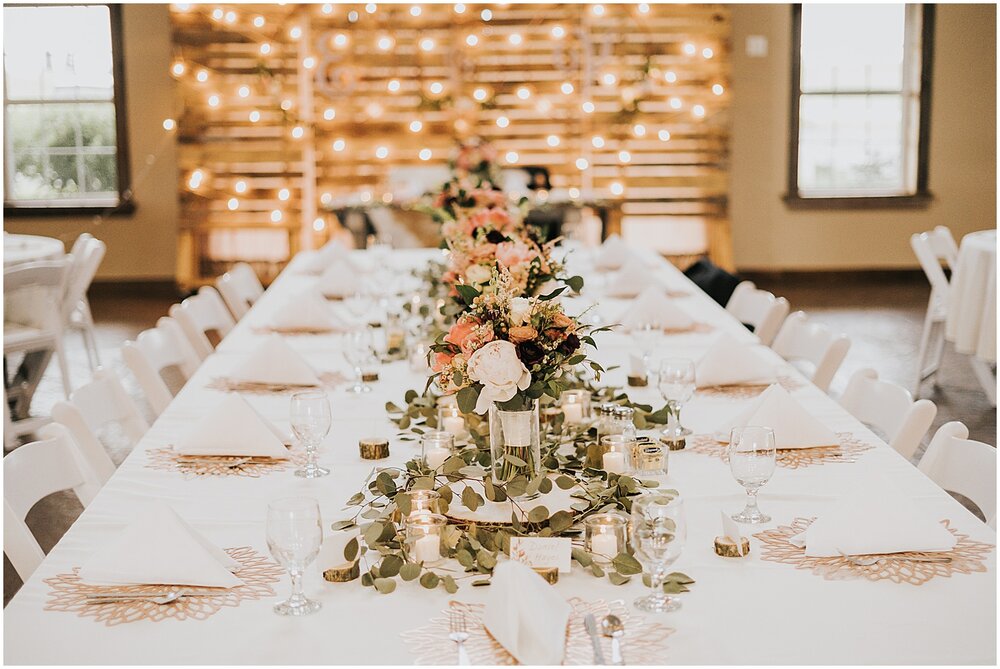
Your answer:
946,229 -> 996,363
3,233 -> 65,267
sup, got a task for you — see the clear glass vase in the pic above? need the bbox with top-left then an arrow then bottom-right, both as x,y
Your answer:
489,400 -> 540,491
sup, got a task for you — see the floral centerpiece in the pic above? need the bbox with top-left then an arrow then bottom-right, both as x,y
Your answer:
451,137 -> 502,188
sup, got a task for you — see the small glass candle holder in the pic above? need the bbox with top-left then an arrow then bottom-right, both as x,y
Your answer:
600,434 -> 633,475
406,489 -> 442,516
405,513 -> 447,566
408,339 -> 432,374
585,513 -> 628,565
421,431 -> 456,471
438,405 -> 467,439
560,389 -> 591,426
636,443 -> 669,476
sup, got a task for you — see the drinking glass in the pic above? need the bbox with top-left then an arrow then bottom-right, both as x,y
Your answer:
290,390 -> 331,478
630,322 -> 662,370
344,329 -> 376,393
344,288 -> 369,323
266,497 -> 323,616
630,495 -> 686,613
656,358 -> 696,440
728,426 -> 777,523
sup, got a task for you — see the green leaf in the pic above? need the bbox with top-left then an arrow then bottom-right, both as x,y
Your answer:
375,472 -> 397,496
457,386 -> 480,414
404,389 -> 418,404
456,548 -> 475,568
455,284 -> 481,306
527,505 -> 550,523
419,572 -> 440,589
567,275 -> 585,293
400,562 -> 422,581
572,547 -> 593,567
477,549 -> 498,570
363,522 -> 384,547
344,537 -> 359,562
443,575 -> 459,594
331,519 -> 356,531
548,510 -> 574,533
662,581 -> 690,594
472,579 -> 491,587
665,571 -> 695,585
504,454 -> 528,467
395,493 -> 412,518
590,563 -> 605,577
555,475 -> 577,490
608,572 -> 631,586
612,553 -> 644,576
361,571 -> 374,587
539,286 -> 567,301
462,486 -> 484,512
374,577 -> 397,594
380,554 -> 403,578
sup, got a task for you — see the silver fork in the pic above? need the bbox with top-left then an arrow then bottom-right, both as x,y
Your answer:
85,589 -> 189,605
448,609 -> 471,666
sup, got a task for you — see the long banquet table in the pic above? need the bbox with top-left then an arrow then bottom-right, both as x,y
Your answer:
4,245 -> 996,665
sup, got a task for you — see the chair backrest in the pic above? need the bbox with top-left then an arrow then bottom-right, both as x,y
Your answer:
51,367 -> 148,476
771,311 -> 851,392
725,281 -> 791,346
62,234 -> 106,320
930,226 -> 959,269
682,258 -> 742,307
839,368 -> 937,460
4,423 -> 107,581
122,316 -> 200,417
168,286 -> 236,360
3,259 -> 70,330
215,262 -> 264,319
911,230 -> 952,297
918,422 -> 997,528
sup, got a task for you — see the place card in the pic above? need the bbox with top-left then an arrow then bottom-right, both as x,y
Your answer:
509,537 -> 572,573
715,510 -> 750,557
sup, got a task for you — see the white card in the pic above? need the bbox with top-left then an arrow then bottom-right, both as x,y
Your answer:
509,537 -> 573,573
721,511 -> 746,556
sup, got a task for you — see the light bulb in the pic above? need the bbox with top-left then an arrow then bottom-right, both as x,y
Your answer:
536,98 -> 553,113
333,33 -> 348,47
454,3 -> 466,13
618,150 -> 631,163
162,118 -> 176,131
409,120 -> 423,132
348,10 -> 359,22
321,192 -> 333,205
278,188 -> 290,201
291,126 -> 304,139
658,129 -> 671,141
289,26 -> 302,40
238,85 -> 250,98
410,4 -> 421,16
208,94 -> 220,107
505,151 -> 518,163
702,47 -> 714,59
610,181 -> 624,196
260,43 -> 271,55
592,4 -> 605,15
712,83 -> 725,96
366,102 -> 383,118
313,217 -> 326,231
253,15 -> 265,27
387,79 -> 401,93
377,35 -> 394,50
669,97 -> 682,109
664,70 -> 677,83
591,136 -> 605,149
551,25 -> 565,39
249,110 -> 260,122
692,104 -> 705,118
575,158 -> 589,170
211,8 -> 223,20
196,69 -> 209,82
473,88 -> 488,101
235,180 -> 247,194
303,56 -> 316,69
323,108 -> 336,120
228,197 -> 239,211
365,3 -> 377,13
633,124 -> 646,137
419,38 -> 435,51
516,86 -> 531,100
270,210 -> 283,223
332,139 -> 346,152
171,61 -> 185,76
224,10 -> 236,23
638,3 -> 650,13
582,101 -> 595,113
481,8 -> 492,21
419,148 -> 432,161
568,187 -> 580,199
509,33 -> 522,46
375,146 -> 389,159
546,135 -> 560,147
360,191 -> 372,203
466,34 -> 479,47
601,72 -> 616,86
429,81 -> 444,95
683,42 -> 696,55
321,3 -> 333,13
561,81 -> 574,95
496,116 -> 510,128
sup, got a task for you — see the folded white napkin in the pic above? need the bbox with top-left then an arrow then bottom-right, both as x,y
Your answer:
78,503 -> 243,588
302,239 -> 362,274
229,334 -> 321,386
270,291 -> 343,331
595,233 -> 631,270
719,384 -> 838,449
790,483 -> 958,557
619,286 -> 693,330
483,561 -> 571,666
604,263 -> 662,299
318,261 -> 361,299
696,333 -> 777,388
175,394 -> 291,458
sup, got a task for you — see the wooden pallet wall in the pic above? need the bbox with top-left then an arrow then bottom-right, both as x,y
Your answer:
169,3 -> 731,289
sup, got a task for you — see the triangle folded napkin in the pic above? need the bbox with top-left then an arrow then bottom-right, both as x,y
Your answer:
594,233 -> 632,271
604,263 -> 664,299
619,285 -> 694,331
718,384 -> 838,449
790,482 -> 957,557
270,291 -> 344,331
301,239 -> 362,274
318,262 -> 361,299
78,503 -> 243,588
483,561 -> 571,666
696,333 -> 776,388
175,394 -> 291,458
228,334 -> 321,386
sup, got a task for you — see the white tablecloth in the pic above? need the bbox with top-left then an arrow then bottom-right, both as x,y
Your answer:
3,233 -> 65,267
4,247 -> 996,665
946,229 -> 997,363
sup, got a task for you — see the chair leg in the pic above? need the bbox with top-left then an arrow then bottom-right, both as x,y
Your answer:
913,307 -> 935,396
54,337 -> 72,398
970,358 -> 997,408
81,301 -> 101,370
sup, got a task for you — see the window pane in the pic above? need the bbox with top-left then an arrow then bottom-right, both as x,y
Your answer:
3,5 -> 114,102
800,5 -> 906,93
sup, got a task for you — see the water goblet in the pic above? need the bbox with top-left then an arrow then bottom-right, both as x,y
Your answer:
630,495 -> 686,613
344,329 -> 375,394
290,390 -> 331,478
630,322 -> 662,369
656,358 -> 696,440
344,288 -> 370,323
266,497 -> 323,616
728,426 -> 777,524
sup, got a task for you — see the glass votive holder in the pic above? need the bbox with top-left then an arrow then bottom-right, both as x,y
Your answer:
600,434 -> 633,475
438,405 -> 466,439
559,389 -> 591,425
585,513 -> 628,565
405,513 -> 447,566
408,339 -> 432,374
421,431 -> 456,471
635,443 -> 669,477
407,489 -> 442,516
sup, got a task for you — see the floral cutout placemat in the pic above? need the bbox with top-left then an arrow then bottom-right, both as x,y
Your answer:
145,445 -> 306,477
695,375 -> 804,400
687,432 -> 874,469
206,371 -> 347,394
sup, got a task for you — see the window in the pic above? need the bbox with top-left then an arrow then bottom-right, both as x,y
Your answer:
3,4 -> 130,214
787,4 -> 934,206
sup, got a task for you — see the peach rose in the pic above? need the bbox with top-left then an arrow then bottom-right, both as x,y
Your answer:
445,317 -> 480,350
495,241 -> 536,269
432,351 -> 454,372
508,325 -> 538,344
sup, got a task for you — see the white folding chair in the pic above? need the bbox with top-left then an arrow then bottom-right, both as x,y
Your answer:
918,421 -> 996,528
771,311 -> 851,393
4,423 -> 109,581
169,286 -> 236,360
121,316 -> 200,417
725,281 -> 791,346
63,233 -> 106,371
51,367 -> 148,472
910,228 -> 958,396
839,368 -> 937,461
215,262 -> 264,320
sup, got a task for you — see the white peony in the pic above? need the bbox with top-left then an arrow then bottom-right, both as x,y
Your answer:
465,264 -> 492,285
509,297 -> 533,326
466,340 -> 532,414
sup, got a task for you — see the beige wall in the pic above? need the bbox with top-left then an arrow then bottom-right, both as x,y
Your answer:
4,4 -> 178,282
729,4 -> 997,271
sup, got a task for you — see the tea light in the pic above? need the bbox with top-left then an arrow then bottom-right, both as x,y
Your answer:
600,434 -> 634,474
421,431 -> 455,470
406,513 -> 446,566
560,389 -> 591,424
408,489 -> 442,515
585,513 -> 627,565
438,406 -> 466,438
358,437 -> 390,460
602,450 -> 626,474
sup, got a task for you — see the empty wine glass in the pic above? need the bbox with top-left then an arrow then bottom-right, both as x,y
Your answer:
266,497 -> 323,616
728,426 -> 777,524
630,322 -> 662,370
630,495 -> 686,613
657,358 -> 696,440
344,288 -> 370,323
344,329 -> 376,394
290,390 -> 331,478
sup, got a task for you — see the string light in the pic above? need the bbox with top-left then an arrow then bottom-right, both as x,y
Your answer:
211,8 -> 223,20
259,43 -> 271,55
692,104 -> 706,118
454,3 -> 466,13
429,81 -> 444,95
360,192 -> 372,203
419,148 -> 432,161
638,3 -> 650,13
551,25 -> 566,39
347,10 -> 359,22
658,129 -> 671,141
207,94 -> 220,107
291,126 -> 305,139
568,187 -> 580,199
664,70 -> 677,83
618,150 -> 631,163
278,188 -> 290,201
377,35 -> 394,50
321,3 -> 333,14
302,56 -> 316,69
196,69 -> 209,83
516,86 -> 531,100
270,210 -> 283,223
561,82 -> 574,95
592,4 -> 605,16
633,124 -> 646,137
248,110 -> 260,122
234,180 -> 248,194
466,34 -> 479,47
162,118 -> 176,131
582,101 -> 595,113
279,100 -> 292,112
546,135 -> 560,147
365,3 -> 377,13
591,136 -> 605,149
323,108 -> 336,120
289,26 -> 302,40
333,33 -> 349,48
253,15 -> 264,27
509,33 -> 523,46
238,85 -> 250,98
321,192 -> 333,205
419,37 -> 435,51
410,5 -> 422,17
409,120 -> 423,132
712,84 -> 725,96
366,102 -> 384,118
332,139 -> 346,152
505,151 -> 518,164
669,97 -> 682,109
601,72 -> 617,86
171,61 -> 185,76
575,158 -> 589,170
188,170 -> 204,189
313,218 -> 326,232
496,116 -> 510,128
375,146 -> 389,159
609,181 -> 624,196
702,47 -> 714,59
480,8 -> 492,21
382,193 -> 393,204
224,10 -> 236,23
473,87 -> 488,102
228,197 -> 239,210
683,42 -> 696,55
536,98 -> 553,113
387,79 -> 401,93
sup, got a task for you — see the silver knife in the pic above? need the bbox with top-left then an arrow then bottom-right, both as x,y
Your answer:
584,614 -> 607,665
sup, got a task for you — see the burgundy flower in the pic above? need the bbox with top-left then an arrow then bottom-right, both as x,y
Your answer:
557,334 -> 580,356
518,341 -> 545,366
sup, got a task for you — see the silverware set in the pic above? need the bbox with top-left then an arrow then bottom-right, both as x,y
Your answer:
84,588 -> 193,605
837,550 -> 953,567
448,610 -> 470,666
585,613 -> 628,665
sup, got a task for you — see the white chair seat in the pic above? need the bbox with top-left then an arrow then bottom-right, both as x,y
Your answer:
839,368 -> 937,461
3,324 -> 52,350
918,422 -> 996,528
771,311 -> 851,393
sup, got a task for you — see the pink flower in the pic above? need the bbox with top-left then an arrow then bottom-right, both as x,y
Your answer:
445,317 -> 480,351
432,351 -> 454,372
495,241 -> 537,269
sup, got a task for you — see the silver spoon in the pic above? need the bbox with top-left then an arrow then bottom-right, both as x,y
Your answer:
85,589 -> 188,605
601,614 -> 626,666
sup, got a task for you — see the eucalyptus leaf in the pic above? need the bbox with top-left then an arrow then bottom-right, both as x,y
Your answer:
344,537 -> 359,562
527,505 -> 550,523
419,572 -> 440,589
380,554 -> 403,578
400,562 -> 422,581
374,577 -> 397,594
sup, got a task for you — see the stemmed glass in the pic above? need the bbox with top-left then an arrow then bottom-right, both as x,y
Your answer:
630,494 -> 686,613
266,497 -> 323,616
630,322 -> 662,372
290,390 -> 331,479
656,358 -> 696,440
344,329 -> 377,394
728,426 -> 777,523
344,288 -> 370,326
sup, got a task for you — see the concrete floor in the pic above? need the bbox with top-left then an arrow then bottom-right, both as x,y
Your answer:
4,275 -> 996,604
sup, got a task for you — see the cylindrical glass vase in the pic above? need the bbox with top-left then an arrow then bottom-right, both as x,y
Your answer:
489,400 -> 540,490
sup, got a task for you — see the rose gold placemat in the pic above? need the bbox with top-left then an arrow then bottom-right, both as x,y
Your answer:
145,445 -> 306,477
753,518 -> 995,586
687,432 -> 874,469
401,598 -> 673,665
43,547 -> 283,626
696,375 -> 804,400
252,325 -> 342,336
207,371 -> 347,394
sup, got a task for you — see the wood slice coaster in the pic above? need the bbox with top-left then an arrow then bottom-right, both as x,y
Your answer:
695,375 -> 804,400
401,598 -> 673,665
145,445 -> 306,477
42,547 -> 283,626
687,432 -> 875,469
754,518 -> 995,586
206,371 -> 347,394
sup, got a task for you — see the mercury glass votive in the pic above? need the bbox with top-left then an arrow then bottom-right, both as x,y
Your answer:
559,389 -> 592,426
600,434 -> 634,474
405,513 -> 447,566
636,443 -> 669,476
438,405 -> 466,439
585,513 -> 628,565
420,431 -> 456,471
